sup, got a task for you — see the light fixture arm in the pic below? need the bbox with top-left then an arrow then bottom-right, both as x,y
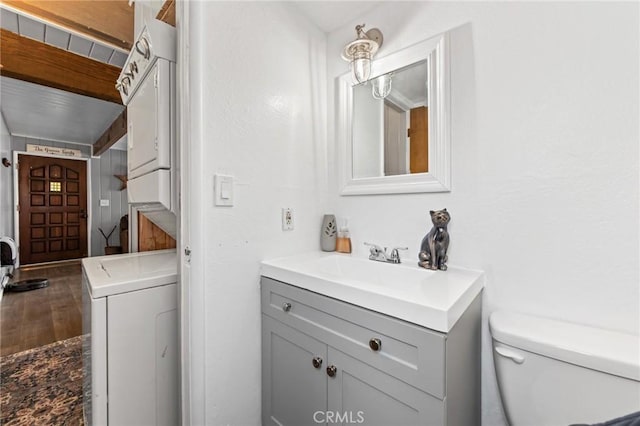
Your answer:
356,24 -> 383,48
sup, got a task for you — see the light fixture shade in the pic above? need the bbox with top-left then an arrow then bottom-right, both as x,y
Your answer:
351,57 -> 371,84
342,25 -> 382,84
372,74 -> 392,99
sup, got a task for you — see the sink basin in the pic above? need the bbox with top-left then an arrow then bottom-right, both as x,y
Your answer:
260,251 -> 484,333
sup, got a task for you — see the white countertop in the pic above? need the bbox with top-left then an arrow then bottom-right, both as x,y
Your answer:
260,251 -> 484,333
83,249 -> 177,298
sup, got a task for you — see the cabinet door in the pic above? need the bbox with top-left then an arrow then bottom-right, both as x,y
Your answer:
327,348 -> 444,426
263,315 -> 328,426
107,283 -> 178,426
127,60 -> 172,180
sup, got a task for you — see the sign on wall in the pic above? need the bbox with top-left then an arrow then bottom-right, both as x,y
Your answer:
26,144 -> 83,158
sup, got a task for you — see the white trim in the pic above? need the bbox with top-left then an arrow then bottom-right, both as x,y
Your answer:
338,32 -> 451,195
12,151 -> 92,266
128,204 -> 139,253
10,133 -> 95,149
176,1 -> 196,424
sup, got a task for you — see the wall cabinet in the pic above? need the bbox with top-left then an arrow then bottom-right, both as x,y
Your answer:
261,277 -> 481,426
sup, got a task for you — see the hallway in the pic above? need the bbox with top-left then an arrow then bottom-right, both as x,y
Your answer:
0,261 -> 82,356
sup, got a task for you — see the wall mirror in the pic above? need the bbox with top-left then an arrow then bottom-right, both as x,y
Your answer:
338,32 -> 450,195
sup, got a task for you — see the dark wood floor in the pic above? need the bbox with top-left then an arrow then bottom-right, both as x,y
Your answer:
0,261 -> 82,356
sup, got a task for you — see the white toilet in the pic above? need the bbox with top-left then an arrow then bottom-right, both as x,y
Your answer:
489,311 -> 640,426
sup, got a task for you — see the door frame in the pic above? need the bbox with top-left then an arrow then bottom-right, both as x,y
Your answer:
12,150 -> 92,267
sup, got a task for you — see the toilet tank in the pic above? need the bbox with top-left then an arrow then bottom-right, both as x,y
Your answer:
489,311 -> 640,426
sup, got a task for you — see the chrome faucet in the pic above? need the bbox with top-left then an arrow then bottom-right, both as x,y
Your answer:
364,243 -> 408,264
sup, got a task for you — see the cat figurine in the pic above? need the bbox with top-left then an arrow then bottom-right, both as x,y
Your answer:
418,209 -> 450,271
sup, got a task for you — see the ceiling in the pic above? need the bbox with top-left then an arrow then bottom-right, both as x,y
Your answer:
386,60 -> 428,109
1,77 -> 124,146
0,2 -> 382,150
291,1 -> 383,33
0,5 -> 126,150
0,7 -> 128,67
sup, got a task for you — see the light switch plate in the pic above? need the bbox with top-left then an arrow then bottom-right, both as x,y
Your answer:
100,199 -> 110,207
214,174 -> 234,206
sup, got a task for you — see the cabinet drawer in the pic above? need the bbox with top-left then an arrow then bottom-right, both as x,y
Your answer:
261,277 -> 446,399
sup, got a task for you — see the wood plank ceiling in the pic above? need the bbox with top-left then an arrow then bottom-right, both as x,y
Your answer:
0,1 -> 132,104
1,76 -> 124,145
1,0 -> 134,50
0,1 -> 131,150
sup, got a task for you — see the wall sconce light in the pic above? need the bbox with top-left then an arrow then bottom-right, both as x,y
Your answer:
372,73 -> 392,99
341,24 -> 383,84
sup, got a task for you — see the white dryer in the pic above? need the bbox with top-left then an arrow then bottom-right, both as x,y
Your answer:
82,249 -> 178,426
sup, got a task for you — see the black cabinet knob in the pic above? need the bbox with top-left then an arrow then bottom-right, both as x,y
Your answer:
312,357 -> 323,369
326,365 -> 337,377
369,338 -> 382,351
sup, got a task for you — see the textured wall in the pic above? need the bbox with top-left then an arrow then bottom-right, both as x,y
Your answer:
185,2 -> 638,425
326,3 -> 639,425
186,2 -> 328,424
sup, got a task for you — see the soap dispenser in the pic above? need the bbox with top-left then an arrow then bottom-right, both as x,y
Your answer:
336,219 -> 352,254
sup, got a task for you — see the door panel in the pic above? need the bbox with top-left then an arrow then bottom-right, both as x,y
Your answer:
327,348 -> 443,426
18,154 -> 88,264
127,61 -> 171,179
262,315 -> 328,426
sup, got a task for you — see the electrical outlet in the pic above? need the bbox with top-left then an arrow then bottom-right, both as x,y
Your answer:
282,208 -> 294,231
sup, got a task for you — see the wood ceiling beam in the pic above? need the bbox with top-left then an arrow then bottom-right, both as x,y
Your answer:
0,29 -> 122,104
0,0 -> 134,50
93,109 -> 127,156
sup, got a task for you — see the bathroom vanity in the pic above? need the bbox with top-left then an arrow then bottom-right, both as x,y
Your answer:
260,252 -> 484,426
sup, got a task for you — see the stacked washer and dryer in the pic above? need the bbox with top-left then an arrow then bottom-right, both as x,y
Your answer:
82,18 -> 178,426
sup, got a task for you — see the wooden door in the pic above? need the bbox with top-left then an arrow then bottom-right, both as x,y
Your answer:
409,106 -> 429,173
18,154 -> 88,264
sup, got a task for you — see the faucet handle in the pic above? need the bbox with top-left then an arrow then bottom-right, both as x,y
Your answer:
364,242 -> 385,258
364,242 -> 383,252
390,247 -> 408,263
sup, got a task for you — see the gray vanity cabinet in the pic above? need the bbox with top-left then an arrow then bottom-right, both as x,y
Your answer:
261,276 -> 481,426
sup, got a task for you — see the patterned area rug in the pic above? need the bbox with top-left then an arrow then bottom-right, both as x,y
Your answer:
0,336 -> 84,425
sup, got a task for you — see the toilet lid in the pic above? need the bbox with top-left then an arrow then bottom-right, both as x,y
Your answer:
489,311 -> 640,381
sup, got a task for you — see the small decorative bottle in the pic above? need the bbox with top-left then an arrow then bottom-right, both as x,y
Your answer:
321,214 -> 337,252
336,220 -> 352,254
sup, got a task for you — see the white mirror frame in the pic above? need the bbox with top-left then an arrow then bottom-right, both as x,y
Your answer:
337,32 -> 450,195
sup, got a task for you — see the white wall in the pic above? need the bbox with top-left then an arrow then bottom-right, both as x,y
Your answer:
186,2 -> 327,424
353,84 -> 384,178
0,113 -> 12,237
90,147 -> 128,256
326,3 -> 638,426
